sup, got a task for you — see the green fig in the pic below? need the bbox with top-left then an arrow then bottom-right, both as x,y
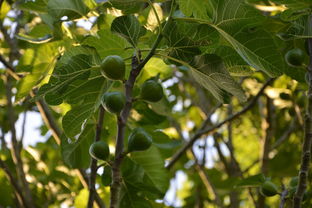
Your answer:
140,79 -> 163,102
285,48 -> 305,67
260,181 -> 279,197
128,128 -> 152,152
102,92 -> 126,114
100,55 -> 125,80
89,141 -> 110,161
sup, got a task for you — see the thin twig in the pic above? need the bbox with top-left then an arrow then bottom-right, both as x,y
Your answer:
166,78 -> 275,169
88,107 -> 105,208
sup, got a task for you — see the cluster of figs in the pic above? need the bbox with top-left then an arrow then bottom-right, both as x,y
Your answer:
89,55 -> 164,166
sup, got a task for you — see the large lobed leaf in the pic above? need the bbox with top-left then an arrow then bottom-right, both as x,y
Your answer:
47,0 -> 89,20
111,15 -> 147,48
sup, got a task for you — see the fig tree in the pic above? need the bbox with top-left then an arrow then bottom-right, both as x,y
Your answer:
260,181 -> 279,197
128,128 -> 152,152
100,55 -> 125,80
102,92 -> 126,114
89,141 -> 110,161
140,79 -> 163,102
285,48 -> 305,67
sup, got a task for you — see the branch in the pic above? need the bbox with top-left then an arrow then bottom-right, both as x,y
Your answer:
293,21 -> 312,207
109,1 -> 176,206
166,78 -> 275,169
110,52 -> 144,208
88,107 -> 105,208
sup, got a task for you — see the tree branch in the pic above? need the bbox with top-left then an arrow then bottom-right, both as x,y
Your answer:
293,21 -> 312,207
110,52 -> 144,208
88,107 -> 105,208
166,78 -> 275,169
109,1 -> 176,205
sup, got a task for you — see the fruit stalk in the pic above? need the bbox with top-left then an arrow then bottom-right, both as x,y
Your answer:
87,106 -> 105,208
293,17 -> 312,208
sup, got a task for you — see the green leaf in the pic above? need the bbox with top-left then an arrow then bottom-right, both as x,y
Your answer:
214,46 -> 254,76
18,0 -> 47,13
109,0 -> 146,14
34,47 -> 102,104
191,54 -> 247,102
119,190 -> 152,208
62,77 -> 110,138
207,0 -> 283,77
151,130 -> 182,159
178,0 -> 213,19
119,157 -> 155,207
47,0 -> 89,20
83,29 -> 131,59
138,58 -> 173,83
16,41 -> 61,101
281,15 -> 312,39
130,145 -> 169,195
235,174 -> 266,187
61,124 -> 94,168
111,15 -> 147,47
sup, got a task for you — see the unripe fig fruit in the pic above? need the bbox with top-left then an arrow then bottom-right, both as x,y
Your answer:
128,128 -> 152,152
140,79 -> 163,102
89,141 -> 110,161
101,166 -> 112,186
260,181 -> 279,197
100,55 -> 125,80
102,92 -> 126,114
285,48 -> 305,67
